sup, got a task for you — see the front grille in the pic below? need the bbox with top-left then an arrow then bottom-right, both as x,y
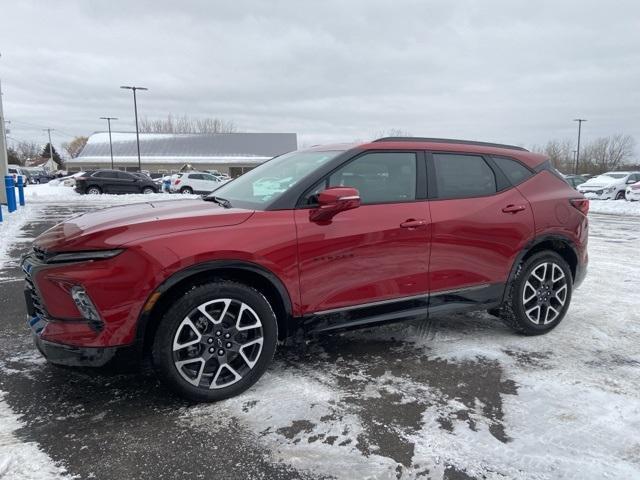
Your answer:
32,245 -> 48,262
24,268 -> 48,319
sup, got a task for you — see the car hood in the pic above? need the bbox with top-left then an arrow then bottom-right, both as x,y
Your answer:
579,177 -> 620,188
35,199 -> 254,252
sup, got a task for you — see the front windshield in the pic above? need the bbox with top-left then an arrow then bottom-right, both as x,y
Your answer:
601,173 -> 627,179
208,150 -> 342,209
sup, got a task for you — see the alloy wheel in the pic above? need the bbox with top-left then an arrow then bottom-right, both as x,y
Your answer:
522,262 -> 568,325
172,298 -> 264,389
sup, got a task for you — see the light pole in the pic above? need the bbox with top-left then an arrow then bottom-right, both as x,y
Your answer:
573,118 -> 587,174
120,85 -> 148,172
100,117 -> 118,170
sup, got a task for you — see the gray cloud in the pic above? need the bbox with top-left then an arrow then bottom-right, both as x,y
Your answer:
1,0 -> 638,154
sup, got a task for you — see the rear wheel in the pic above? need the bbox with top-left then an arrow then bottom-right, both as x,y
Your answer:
499,251 -> 572,335
152,280 -> 278,402
142,186 -> 156,194
180,186 -> 193,194
86,186 -> 102,195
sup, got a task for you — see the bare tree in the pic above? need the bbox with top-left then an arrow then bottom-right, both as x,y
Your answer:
581,134 -> 635,174
139,114 -> 237,134
62,136 -> 88,158
14,141 -> 41,165
532,139 -> 574,172
372,128 -> 412,139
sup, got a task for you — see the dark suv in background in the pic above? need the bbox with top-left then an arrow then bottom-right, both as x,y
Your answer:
23,137 -> 588,402
75,169 -> 158,195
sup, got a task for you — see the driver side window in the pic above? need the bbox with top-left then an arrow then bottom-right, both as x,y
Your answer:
307,152 -> 417,205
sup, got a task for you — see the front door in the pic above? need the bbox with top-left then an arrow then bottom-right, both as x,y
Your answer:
295,151 -> 431,314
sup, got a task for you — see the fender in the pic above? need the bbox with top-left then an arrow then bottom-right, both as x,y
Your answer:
135,259 -> 294,345
502,233 -> 580,302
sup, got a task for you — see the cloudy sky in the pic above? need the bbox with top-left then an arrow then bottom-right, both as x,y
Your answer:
1,0 -> 638,153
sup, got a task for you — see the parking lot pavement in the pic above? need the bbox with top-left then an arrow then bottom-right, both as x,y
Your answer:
1,201 -> 639,480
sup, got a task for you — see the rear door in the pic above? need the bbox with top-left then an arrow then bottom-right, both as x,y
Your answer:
426,152 -> 535,313
116,171 -> 139,193
295,151 -> 431,315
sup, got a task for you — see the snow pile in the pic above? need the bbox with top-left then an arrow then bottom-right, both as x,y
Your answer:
0,392 -> 68,479
588,199 -> 640,216
24,183 -> 197,205
0,205 -> 37,268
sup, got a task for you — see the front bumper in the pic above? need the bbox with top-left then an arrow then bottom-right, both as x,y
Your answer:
626,188 -> 640,201
33,334 -> 122,367
579,189 -> 615,200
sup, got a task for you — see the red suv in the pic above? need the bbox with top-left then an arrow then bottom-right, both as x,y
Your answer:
22,138 -> 588,401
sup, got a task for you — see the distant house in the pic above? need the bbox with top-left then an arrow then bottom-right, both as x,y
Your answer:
66,132 -> 297,177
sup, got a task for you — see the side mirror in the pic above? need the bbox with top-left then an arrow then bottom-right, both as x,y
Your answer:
627,179 -> 636,184
310,187 -> 360,222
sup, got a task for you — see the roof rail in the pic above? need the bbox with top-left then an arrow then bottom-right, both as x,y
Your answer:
372,137 -> 529,152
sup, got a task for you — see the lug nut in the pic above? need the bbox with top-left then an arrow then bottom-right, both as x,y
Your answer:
218,349 -> 225,356
224,333 -> 231,339
207,338 -> 213,344
216,331 -> 222,336
226,342 -> 232,348
209,347 -> 215,353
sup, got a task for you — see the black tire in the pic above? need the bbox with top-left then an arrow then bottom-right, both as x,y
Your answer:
615,190 -> 626,200
180,186 -> 193,194
499,251 -> 572,335
142,186 -> 156,194
86,186 -> 102,195
152,280 -> 278,402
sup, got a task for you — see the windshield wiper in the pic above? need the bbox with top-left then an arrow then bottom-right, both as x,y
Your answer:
203,195 -> 232,208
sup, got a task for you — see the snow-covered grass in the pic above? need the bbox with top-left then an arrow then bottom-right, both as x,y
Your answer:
588,198 -> 640,216
0,205 -> 37,268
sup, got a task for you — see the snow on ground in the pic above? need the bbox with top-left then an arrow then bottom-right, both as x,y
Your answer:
0,392 -> 69,480
588,198 -> 640,216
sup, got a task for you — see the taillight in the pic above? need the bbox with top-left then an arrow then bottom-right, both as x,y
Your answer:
570,198 -> 589,215
174,179 -> 181,185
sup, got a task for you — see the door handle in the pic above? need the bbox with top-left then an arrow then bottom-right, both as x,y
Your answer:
502,204 -> 527,214
400,218 -> 427,228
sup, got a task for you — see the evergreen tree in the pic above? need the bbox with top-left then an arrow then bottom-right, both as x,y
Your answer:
41,143 -> 64,167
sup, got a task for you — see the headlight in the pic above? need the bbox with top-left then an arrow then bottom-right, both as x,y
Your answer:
604,186 -> 616,193
48,249 -> 123,264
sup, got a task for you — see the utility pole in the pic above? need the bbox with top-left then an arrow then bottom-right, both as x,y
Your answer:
100,117 -> 118,169
43,128 -> 55,171
573,118 -> 587,174
0,54 -> 8,204
120,86 -> 148,172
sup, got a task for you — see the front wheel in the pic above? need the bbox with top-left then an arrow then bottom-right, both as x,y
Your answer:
615,190 -> 626,200
86,186 -> 102,195
152,280 -> 278,402
499,251 -> 572,335
142,186 -> 156,194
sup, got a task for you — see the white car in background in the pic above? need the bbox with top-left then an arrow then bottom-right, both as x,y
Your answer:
626,181 -> 640,201
170,171 -> 225,194
577,171 -> 640,200
49,171 -> 86,187
7,165 -> 28,187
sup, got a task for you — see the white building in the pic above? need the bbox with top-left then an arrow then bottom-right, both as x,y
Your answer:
67,132 -> 297,177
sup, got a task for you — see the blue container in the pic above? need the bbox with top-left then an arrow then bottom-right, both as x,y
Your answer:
4,176 -> 16,213
0,202 -> 3,222
17,176 -> 25,206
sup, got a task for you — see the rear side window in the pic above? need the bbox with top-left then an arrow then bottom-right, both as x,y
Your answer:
189,173 -> 204,180
433,154 -> 496,198
94,171 -> 119,179
117,172 -> 134,180
492,156 -> 533,185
